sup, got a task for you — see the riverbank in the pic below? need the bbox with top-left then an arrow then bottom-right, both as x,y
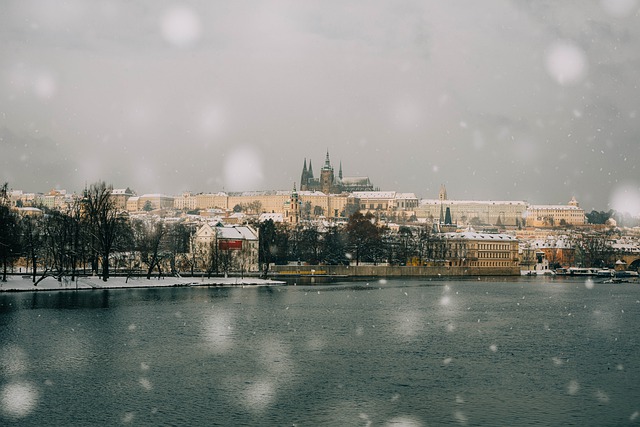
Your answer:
0,275 -> 285,292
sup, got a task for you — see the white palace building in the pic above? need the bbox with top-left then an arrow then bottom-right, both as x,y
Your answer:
415,186 -> 585,227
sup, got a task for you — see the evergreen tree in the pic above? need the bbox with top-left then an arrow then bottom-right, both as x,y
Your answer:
0,206 -> 21,282
0,183 -> 21,281
258,219 -> 276,277
345,212 -> 383,265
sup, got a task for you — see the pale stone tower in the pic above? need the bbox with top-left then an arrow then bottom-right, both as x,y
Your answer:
439,184 -> 448,201
289,183 -> 300,224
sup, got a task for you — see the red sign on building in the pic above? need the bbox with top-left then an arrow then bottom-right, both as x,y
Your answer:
219,240 -> 243,251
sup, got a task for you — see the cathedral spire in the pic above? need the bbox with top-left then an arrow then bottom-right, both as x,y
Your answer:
323,149 -> 332,170
339,161 -> 343,180
308,159 -> 314,179
300,158 -> 308,189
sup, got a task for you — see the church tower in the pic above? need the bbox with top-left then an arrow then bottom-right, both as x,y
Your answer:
439,184 -> 448,201
288,183 -> 300,224
320,150 -> 335,194
568,196 -> 579,207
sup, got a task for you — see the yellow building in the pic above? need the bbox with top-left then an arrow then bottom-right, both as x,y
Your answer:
442,231 -> 520,268
173,190 -> 350,219
174,192 -> 198,210
196,192 -> 230,210
110,188 -> 134,211
127,194 -> 175,212
36,189 -> 75,211
349,191 -> 419,218
525,197 -> 586,227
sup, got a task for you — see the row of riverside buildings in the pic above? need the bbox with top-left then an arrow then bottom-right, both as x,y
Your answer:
10,151 -> 626,276
7,152 -> 588,229
12,184 -> 586,228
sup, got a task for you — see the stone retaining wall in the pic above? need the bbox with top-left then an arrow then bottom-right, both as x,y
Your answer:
271,265 -> 520,277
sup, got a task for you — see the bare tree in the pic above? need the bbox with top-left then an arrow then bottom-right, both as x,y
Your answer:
205,238 -> 220,278
165,222 -> 191,276
247,200 -> 263,215
83,181 -> 120,281
132,219 -> 167,280
20,215 -> 44,283
42,210 -> 72,281
573,232 -> 614,268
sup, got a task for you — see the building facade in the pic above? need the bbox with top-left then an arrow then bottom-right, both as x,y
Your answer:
127,194 -> 175,212
173,190 -> 351,220
193,223 -> 259,272
416,185 -> 528,227
441,232 -> 520,268
525,197 -> 586,226
349,191 -> 419,218
110,188 -> 135,211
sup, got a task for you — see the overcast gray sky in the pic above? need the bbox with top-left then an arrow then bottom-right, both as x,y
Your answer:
1,0 -> 639,213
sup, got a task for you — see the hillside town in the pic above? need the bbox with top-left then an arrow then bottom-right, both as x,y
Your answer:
1,152 -> 639,283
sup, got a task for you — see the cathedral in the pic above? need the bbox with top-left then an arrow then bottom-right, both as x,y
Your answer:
300,151 -> 375,194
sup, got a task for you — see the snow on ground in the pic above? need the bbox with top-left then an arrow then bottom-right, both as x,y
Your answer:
0,275 -> 284,292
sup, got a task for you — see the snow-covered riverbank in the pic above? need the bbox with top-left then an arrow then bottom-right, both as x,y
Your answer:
0,275 -> 285,292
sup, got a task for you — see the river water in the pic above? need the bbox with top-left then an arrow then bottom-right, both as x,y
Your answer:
1,277 -> 639,426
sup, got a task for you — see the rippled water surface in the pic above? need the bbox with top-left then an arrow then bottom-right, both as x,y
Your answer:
1,277 -> 639,426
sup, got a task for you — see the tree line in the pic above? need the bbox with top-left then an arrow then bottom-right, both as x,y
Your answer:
0,182 -> 192,283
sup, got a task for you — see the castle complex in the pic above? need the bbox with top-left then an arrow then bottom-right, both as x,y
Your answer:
9,160 -> 586,228
300,151 -> 375,194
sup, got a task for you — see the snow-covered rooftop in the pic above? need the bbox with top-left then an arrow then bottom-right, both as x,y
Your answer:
420,199 -> 527,206
528,204 -> 583,210
395,193 -> 418,199
216,226 -> 257,240
139,194 -> 174,198
298,191 -> 327,196
351,191 -> 397,199
259,213 -> 284,222
442,232 -> 516,241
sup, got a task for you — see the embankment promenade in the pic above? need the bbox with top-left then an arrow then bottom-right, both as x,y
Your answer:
0,275 -> 284,292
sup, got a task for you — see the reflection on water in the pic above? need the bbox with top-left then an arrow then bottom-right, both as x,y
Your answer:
1,278 -> 639,425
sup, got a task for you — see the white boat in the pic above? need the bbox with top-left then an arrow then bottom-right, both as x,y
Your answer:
567,267 -> 599,276
596,269 -> 615,277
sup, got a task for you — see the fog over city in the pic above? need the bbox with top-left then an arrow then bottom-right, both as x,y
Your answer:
1,0 -> 639,214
